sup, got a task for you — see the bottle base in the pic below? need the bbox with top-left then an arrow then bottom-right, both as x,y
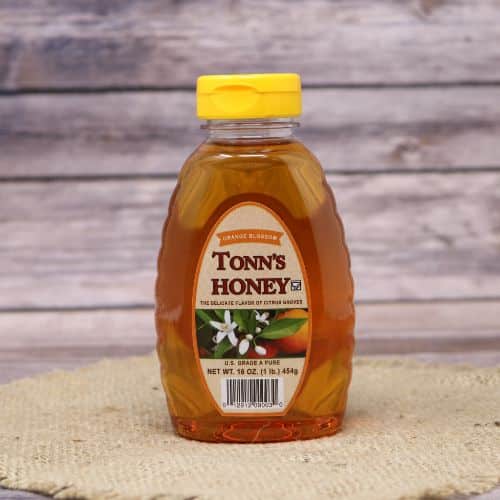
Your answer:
172,414 -> 343,443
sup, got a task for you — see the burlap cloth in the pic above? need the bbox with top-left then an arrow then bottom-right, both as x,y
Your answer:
1,355 -> 499,500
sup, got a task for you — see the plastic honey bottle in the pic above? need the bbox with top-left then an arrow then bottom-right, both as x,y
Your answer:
156,74 -> 354,443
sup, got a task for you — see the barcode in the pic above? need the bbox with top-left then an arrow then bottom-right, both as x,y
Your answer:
221,378 -> 284,410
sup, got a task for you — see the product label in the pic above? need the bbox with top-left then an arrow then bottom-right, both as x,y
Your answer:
193,202 -> 310,415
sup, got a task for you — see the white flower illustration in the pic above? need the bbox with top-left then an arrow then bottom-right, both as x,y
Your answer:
254,345 -> 267,356
210,310 -> 238,346
255,311 -> 270,325
239,334 -> 267,356
238,334 -> 253,355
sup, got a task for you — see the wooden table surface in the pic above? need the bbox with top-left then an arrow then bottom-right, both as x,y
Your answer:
1,1 -> 500,498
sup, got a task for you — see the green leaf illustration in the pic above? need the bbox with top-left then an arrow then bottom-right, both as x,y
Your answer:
247,310 -> 257,334
213,337 -> 233,358
196,324 -> 214,350
259,318 -> 307,340
196,309 -> 213,326
233,309 -> 249,332
213,309 -> 226,321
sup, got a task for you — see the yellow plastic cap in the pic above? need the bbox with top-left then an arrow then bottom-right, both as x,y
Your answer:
196,73 -> 301,120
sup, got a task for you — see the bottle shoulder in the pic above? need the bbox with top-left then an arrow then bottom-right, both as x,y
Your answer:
170,138 -> 334,228
180,138 -> 322,176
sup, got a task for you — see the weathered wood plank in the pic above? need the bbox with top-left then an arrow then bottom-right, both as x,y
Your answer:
2,480 -> 500,499
0,491 -> 52,500
1,0 -> 500,90
0,301 -> 499,383
3,302 -> 499,351
0,173 -> 498,308
3,350 -> 500,387
2,484 -> 500,500
2,87 -> 500,177
0,492 -> 53,500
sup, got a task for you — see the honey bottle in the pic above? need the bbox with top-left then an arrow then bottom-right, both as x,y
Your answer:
156,73 -> 355,443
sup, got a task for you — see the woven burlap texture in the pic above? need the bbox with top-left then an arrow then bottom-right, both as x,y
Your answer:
1,355 -> 499,500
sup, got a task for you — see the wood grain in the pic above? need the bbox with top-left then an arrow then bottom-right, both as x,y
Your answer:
2,87 -> 500,177
1,0 -> 500,90
2,475 -> 500,500
0,491 -> 58,500
2,301 -> 498,351
0,489 -> 477,500
1,300 -> 499,383
1,173 -> 499,308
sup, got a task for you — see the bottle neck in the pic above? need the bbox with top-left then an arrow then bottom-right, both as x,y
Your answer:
203,118 -> 298,142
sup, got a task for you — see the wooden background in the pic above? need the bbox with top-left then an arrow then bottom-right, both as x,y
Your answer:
0,1 -> 499,498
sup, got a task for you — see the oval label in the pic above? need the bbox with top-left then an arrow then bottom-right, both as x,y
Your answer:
193,202 -> 310,415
